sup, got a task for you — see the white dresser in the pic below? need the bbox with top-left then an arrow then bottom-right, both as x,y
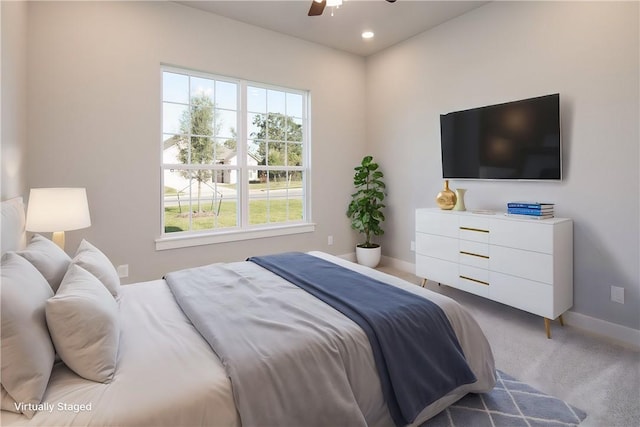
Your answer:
415,208 -> 573,338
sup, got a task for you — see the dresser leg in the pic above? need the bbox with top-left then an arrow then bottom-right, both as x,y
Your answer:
420,279 -> 442,287
544,318 -> 551,339
544,316 -> 565,339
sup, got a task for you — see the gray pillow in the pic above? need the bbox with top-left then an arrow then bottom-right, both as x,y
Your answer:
0,252 -> 55,418
17,234 -> 72,292
46,264 -> 120,383
72,239 -> 120,298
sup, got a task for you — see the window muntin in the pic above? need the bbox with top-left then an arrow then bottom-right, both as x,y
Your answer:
161,67 -> 309,237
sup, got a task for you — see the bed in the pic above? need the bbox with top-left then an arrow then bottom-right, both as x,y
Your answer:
1,197 -> 496,427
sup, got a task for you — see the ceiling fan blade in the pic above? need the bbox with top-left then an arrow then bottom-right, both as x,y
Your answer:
308,0 -> 326,16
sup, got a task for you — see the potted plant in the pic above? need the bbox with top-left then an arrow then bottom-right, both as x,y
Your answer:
346,155 -> 386,268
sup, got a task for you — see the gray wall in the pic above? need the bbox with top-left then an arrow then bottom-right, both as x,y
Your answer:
1,1 -> 28,200
25,1 -> 365,281
6,1 -> 639,332
366,1 -> 639,330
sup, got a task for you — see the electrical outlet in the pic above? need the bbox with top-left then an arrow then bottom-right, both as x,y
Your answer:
117,264 -> 129,278
327,235 -> 334,246
611,286 -> 624,304
410,240 -> 415,251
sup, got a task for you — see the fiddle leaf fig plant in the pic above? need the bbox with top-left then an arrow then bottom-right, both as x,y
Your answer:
346,155 -> 386,248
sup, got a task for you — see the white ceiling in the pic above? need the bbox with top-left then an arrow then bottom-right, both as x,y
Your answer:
177,1 -> 489,57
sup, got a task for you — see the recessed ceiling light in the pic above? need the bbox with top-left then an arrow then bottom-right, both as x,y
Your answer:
362,31 -> 375,39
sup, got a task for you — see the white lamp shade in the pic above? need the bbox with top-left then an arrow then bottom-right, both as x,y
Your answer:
26,188 -> 91,232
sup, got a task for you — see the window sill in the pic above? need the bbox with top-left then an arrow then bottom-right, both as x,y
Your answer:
155,223 -> 316,251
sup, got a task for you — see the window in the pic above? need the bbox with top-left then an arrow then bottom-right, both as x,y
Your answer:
160,67 -> 312,248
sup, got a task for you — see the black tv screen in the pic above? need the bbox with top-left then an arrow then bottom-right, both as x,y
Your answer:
440,94 -> 561,180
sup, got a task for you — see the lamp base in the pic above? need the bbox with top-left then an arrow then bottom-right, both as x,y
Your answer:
52,231 -> 65,250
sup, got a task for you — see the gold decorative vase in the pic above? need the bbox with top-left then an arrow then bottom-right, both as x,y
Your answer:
436,180 -> 457,210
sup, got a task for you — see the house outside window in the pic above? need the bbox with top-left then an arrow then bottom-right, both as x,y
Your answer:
159,66 -> 312,248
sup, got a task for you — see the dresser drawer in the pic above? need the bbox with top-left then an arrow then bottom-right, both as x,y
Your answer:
457,275 -> 490,298
416,233 -> 458,262
459,215 -> 490,232
459,264 -> 489,285
490,272 -> 553,318
415,255 -> 458,286
490,245 -> 553,284
459,240 -> 489,269
459,216 -> 490,243
416,210 -> 458,237
489,218 -> 553,253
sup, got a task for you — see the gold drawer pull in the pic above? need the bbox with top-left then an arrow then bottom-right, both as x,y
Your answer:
460,251 -> 489,259
460,275 -> 489,286
460,226 -> 489,233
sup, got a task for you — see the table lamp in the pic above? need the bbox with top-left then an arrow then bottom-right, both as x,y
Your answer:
25,188 -> 91,250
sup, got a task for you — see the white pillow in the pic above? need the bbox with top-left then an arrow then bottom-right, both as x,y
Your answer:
1,197 -> 27,253
72,239 -> 120,298
0,252 -> 55,418
46,264 -> 120,383
17,234 -> 72,292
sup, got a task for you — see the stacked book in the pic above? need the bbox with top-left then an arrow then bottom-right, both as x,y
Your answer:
506,202 -> 554,219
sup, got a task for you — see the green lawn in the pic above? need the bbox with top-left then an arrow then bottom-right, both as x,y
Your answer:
248,198 -> 303,225
164,186 -> 178,195
249,181 -> 303,191
164,198 -> 303,233
223,180 -> 303,191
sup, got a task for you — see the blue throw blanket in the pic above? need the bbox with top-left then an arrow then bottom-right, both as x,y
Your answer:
248,252 -> 477,426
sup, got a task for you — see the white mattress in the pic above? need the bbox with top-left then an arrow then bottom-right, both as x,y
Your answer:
1,252 -> 495,426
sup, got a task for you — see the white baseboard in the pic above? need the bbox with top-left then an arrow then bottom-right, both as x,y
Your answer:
337,252 -> 356,263
380,255 -> 640,350
562,311 -> 640,350
341,253 -> 413,271
380,255 -> 415,274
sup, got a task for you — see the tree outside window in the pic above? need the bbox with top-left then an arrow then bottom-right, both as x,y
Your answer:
162,69 -> 309,235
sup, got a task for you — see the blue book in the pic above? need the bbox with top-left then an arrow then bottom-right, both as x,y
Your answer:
508,207 -> 553,215
507,202 -> 554,209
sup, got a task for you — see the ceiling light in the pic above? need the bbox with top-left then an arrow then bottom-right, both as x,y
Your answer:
327,0 -> 342,7
362,31 -> 375,39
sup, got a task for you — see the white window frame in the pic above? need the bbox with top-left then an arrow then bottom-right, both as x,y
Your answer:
156,66 -> 314,250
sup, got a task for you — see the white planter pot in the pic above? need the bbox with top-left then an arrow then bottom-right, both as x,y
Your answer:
355,245 -> 381,268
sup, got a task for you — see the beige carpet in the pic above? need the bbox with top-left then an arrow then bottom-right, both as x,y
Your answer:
376,265 -> 640,427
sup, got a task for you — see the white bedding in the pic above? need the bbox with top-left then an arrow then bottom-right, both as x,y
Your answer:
1,279 -> 240,427
1,252 -> 495,427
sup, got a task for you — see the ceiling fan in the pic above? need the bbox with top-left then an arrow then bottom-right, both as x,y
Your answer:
308,0 -> 397,17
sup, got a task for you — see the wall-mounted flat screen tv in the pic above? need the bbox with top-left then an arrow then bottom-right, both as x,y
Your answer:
440,93 -> 561,180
